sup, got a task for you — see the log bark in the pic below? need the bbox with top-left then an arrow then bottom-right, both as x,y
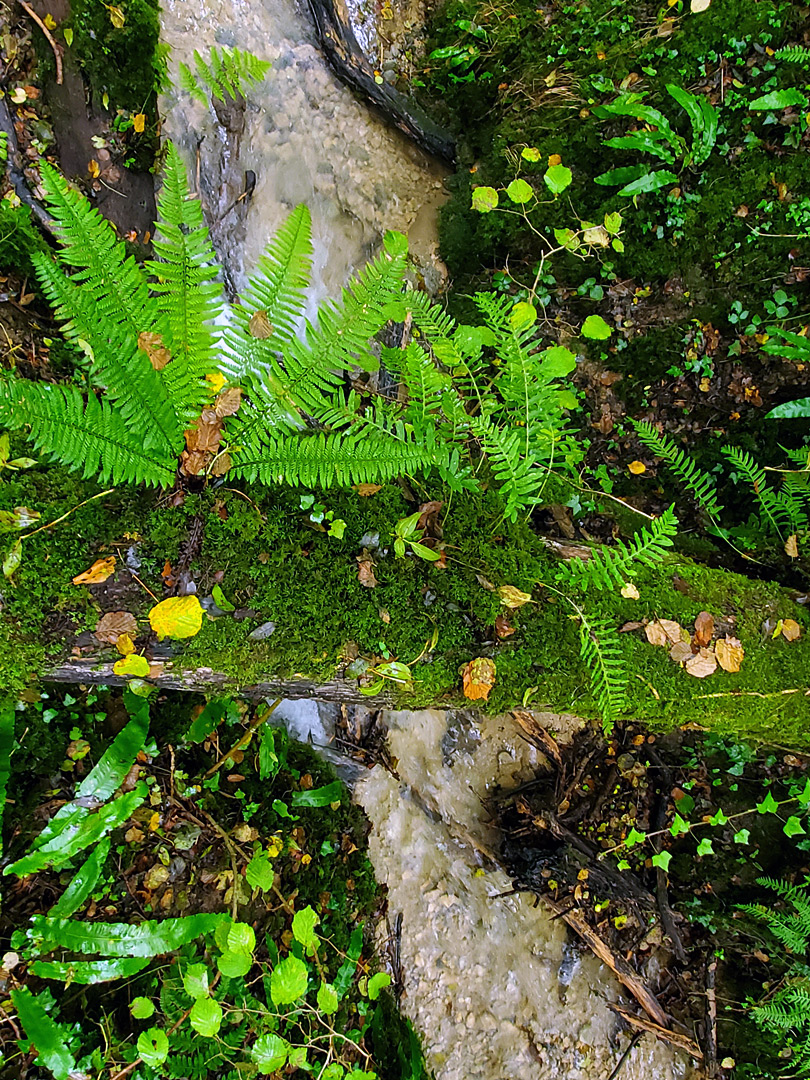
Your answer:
305,0 -> 456,164
0,95 -> 55,236
45,658 -> 396,705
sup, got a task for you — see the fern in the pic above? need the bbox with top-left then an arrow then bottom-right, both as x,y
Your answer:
722,445 -> 797,540
575,605 -> 626,734
775,45 -> 810,65
632,420 -> 724,518
556,506 -> 679,591
179,46 -> 271,104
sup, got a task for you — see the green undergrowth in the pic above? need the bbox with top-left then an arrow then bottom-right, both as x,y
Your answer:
423,0 -> 809,311
1,459 -> 809,746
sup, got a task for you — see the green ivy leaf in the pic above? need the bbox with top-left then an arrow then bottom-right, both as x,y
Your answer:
367,972 -> 392,1001
189,996 -> 222,1038
137,1028 -> 169,1068
505,178 -> 534,204
797,779 -> 810,806
543,163 -> 572,195
604,211 -> 622,235
130,996 -> 155,1019
624,827 -> 646,848
581,314 -> 613,340
670,814 -> 690,837
651,850 -> 672,871
471,186 -> 499,213
617,859 -> 631,870
270,955 -> 309,1005
182,963 -> 209,999
708,808 -> 728,826
252,1033 -> 290,1074
317,981 -> 339,1015
756,791 -> 780,815
784,816 -> 806,838
292,907 -> 320,954
696,837 -> 714,856
733,829 -> 750,844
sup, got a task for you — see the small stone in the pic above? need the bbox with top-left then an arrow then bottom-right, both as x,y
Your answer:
382,70 -> 397,84
249,620 -> 276,640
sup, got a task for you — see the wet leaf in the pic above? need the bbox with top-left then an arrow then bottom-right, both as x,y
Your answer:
693,610 -> 715,647
137,331 -> 171,370
498,585 -> 533,608
149,596 -> 204,640
462,657 -> 496,701
782,618 -> 802,641
88,159 -> 100,178
73,556 -> 116,585
252,1033 -> 289,1074
715,636 -> 744,672
137,1030 -> 168,1069
685,647 -> 717,678
189,996 -> 222,1037
95,611 -> 137,645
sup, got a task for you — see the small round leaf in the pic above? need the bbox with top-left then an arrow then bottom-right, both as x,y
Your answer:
189,996 -> 222,1038
471,186 -> 499,213
505,178 -> 533,204
252,1033 -> 289,1074
581,314 -> 613,340
137,1029 -> 169,1068
270,955 -> 309,1005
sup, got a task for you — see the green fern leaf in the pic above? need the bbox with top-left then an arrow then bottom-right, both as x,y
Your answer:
721,445 -> 791,539
576,607 -> 626,733
633,420 -> 724,518
556,506 -> 679,591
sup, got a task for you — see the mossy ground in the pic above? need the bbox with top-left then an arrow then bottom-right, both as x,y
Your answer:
2,458 -> 809,747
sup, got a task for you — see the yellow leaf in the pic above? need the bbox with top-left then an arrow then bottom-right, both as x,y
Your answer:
785,534 -> 799,558
64,27 -> 73,45
105,4 -> 125,28
206,372 -> 226,394
620,582 -> 640,600
782,619 -> 802,642
498,585 -> 533,609
43,13 -> 57,28
548,153 -> 562,166
133,113 -> 146,133
645,619 -> 685,647
10,87 -> 27,104
715,636 -> 744,673
462,657 -> 496,701
88,159 -> 100,179
113,653 -> 150,677
690,0 -> 711,10
149,595 -> 204,640
628,460 -> 646,475
116,633 -> 135,656
73,555 -> 116,584
148,811 -> 161,832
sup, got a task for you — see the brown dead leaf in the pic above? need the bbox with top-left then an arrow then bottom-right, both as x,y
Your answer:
693,610 -> 715,647
715,635 -> 744,672
785,534 -> 799,559
180,449 -> 211,477
209,452 -> 232,476
125,825 -> 145,844
417,500 -> 444,536
355,483 -> 383,496
498,585 -> 533,609
669,640 -> 694,663
356,550 -> 378,588
248,310 -> 274,339
495,613 -> 515,638
137,331 -> 172,371
94,610 -> 137,645
161,559 -> 176,588
685,647 -> 718,679
185,409 -> 222,453
232,823 -> 259,842
462,657 -> 496,701
476,574 -> 496,591
214,388 -> 242,418
645,619 -> 686,647
620,582 -> 640,600
73,556 -> 116,585
619,621 -> 644,633
782,619 -> 802,641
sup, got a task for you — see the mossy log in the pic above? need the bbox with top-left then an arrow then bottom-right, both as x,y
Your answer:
305,0 -> 456,164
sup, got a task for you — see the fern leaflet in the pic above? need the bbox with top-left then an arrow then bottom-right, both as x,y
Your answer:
633,420 -> 724,518
556,506 -> 679,591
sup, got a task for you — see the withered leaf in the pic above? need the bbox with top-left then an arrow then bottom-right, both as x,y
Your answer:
628,460 -> 646,475
462,657 -> 496,701
715,635 -> 744,672
143,864 -> 170,891
645,618 -> 686,647
685,647 -> 717,679
248,309 -> 274,339
782,618 -> 802,641
214,387 -> 242,418
619,621 -> 644,633
620,581 -> 640,600
785,534 -> 799,559
355,483 -> 383,496
95,610 -> 137,645
693,610 -> 715,647
73,556 -> 116,585
498,585 -> 533,609
495,613 -> 515,638
209,452 -> 232,476
180,450 -> 211,477
356,550 -> 378,588
137,331 -> 172,370
116,633 -> 136,656
669,640 -> 694,663
476,574 -> 496,592
185,409 -> 223,453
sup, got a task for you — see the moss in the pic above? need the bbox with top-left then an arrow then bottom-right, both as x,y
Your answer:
0,203 -> 49,277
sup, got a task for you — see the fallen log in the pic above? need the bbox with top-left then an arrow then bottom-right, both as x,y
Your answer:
306,0 -> 456,164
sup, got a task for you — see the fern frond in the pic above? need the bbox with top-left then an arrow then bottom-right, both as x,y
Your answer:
229,425 -> 432,488
38,163 -> 156,343
178,61 -> 207,104
721,445 -> 792,539
556,506 -> 679,591
575,606 -> 626,734
469,413 -> 548,521
32,253 -> 182,456
0,378 -> 176,486
633,420 -> 724,518
181,46 -> 271,103
146,143 -> 224,425
383,341 -> 456,428
775,45 -> 810,65
224,205 -> 313,384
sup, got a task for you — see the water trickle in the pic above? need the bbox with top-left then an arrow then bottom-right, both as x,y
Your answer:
159,0 -> 448,304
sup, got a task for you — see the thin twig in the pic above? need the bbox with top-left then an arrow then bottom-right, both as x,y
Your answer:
20,488 -> 114,540
607,1032 -> 643,1080
203,699 -> 281,778
18,0 -> 63,83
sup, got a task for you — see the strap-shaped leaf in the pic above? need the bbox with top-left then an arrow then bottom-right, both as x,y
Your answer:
29,956 -> 152,984
11,987 -> 76,1080
6,784 -> 147,877
29,913 -> 230,957
48,837 -> 111,918
0,706 -> 13,855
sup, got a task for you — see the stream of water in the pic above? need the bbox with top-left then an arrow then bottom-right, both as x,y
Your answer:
158,3 -> 695,1072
